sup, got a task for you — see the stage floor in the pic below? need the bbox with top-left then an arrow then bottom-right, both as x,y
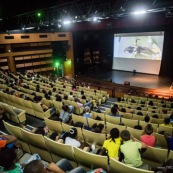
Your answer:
81,69 -> 173,91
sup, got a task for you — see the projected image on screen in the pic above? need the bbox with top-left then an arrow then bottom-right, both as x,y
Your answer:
114,35 -> 164,60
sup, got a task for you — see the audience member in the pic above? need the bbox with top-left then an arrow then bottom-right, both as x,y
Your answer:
59,105 -> 72,123
0,134 -> 17,149
140,124 -> 156,147
144,115 -> 150,123
120,130 -> 148,168
161,117 -> 172,127
99,128 -> 121,158
0,148 -> 22,172
109,107 -> 121,117
65,128 -> 81,148
83,106 -> 92,119
164,132 -> 173,151
23,159 -> 86,173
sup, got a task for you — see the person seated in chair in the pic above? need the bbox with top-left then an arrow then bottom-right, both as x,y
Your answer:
161,117 -> 172,127
0,134 -> 17,150
109,107 -> 121,117
59,105 -> 72,123
140,124 -> 156,147
65,128 -> 89,150
23,159 -> 86,173
99,128 -> 121,159
0,148 -> 22,173
120,130 -> 148,169
83,106 -> 92,119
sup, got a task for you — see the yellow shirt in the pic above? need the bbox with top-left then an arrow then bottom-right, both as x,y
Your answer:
161,123 -> 172,127
103,137 -> 121,158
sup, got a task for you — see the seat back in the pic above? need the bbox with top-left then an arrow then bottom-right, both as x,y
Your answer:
126,126 -> 144,140
44,137 -> 75,163
73,147 -> 109,171
82,129 -> 106,146
44,118 -> 63,134
3,121 -> 31,153
154,133 -> 168,148
110,158 -> 154,173
106,122 -> 126,134
61,123 -> 73,132
91,111 -> 106,121
72,114 -> 86,125
52,100 -> 63,111
87,118 -> 105,129
122,118 -> 138,128
142,146 -> 168,166
158,125 -> 173,134
31,102 -> 43,112
133,114 -> 145,121
21,128 -> 52,162
105,114 -> 120,125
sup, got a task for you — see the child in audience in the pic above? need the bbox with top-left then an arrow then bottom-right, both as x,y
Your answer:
140,124 -> 156,147
164,131 -> 173,151
99,128 -> 121,158
59,105 -> 72,123
161,117 -> 172,127
65,128 -> 81,148
23,159 -> 86,173
109,107 -> 121,117
120,130 -> 148,169
0,134 -> 17,150
83,106 -> 92,119
65,128 -> 89,149
144,115 -> 150,123
0,148 -> 22,173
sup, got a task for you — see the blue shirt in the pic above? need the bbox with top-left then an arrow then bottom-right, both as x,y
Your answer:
84,113 -> 91,119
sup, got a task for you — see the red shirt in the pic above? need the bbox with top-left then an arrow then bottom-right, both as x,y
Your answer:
0,140 -> 6,148
140,135 -> 156,147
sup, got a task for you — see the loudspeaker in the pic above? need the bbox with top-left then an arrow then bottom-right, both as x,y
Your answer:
124,81 -> 130,86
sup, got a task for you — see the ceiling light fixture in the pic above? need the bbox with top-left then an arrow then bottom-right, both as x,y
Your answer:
133,10 -> 146,15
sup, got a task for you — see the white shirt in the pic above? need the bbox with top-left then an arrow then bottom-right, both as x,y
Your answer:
65,137 -> 81,148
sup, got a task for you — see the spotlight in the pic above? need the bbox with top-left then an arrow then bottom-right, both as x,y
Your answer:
133,10 -> 146,15
63,20 -> 71,24
93,17 -> 98,21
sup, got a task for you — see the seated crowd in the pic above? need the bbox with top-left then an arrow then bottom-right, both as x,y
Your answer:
0,70 -> 173,173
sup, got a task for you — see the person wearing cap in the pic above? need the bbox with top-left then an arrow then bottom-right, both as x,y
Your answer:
65,128 -> 81,148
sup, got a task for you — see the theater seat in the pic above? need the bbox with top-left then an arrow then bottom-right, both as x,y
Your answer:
73,147 -> 109,171
3,120 -> 31,153
44,136 -> 76,164
21,128 -> 52,162
110,158 -> 153,173
2,103 -> 26,124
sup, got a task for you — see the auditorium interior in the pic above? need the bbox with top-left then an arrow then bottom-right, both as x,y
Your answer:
0,0 -> 173,172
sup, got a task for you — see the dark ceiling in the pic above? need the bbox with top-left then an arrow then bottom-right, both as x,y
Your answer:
0,0 -> 173,32
0,0 -> 72,18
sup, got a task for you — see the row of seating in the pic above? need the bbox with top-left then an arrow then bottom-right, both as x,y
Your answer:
4,120 -> 172,173
44,114 -> 168,149
0,101 -> 26,124
0,91 -> 52,119
114,102 -> 173,115
124,94 -> 173,105
91,111 -> 173,134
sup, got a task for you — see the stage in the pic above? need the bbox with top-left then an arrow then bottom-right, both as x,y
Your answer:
80,69 -> 173,92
